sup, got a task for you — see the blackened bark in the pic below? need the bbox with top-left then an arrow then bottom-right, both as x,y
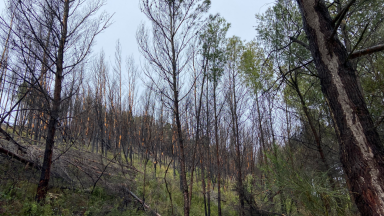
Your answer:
213,79 -> 222,216
0,147 -> 38,168
201,159 -> 208,216
189,73 -> 206,205
350,44 -> 384,60
230,81 -> 245,215
297,0 -> 384,215
172,46 -> 189,215
36,0 -> 69,203
174,91 -> 189,215
292,80 -> 339,186
0,127 -> 27,153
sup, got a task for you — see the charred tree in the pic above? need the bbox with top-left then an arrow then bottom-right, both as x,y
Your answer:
297,0 -> 384,215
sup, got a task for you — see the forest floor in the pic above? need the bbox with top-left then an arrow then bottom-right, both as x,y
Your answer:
0,127 -> 239,216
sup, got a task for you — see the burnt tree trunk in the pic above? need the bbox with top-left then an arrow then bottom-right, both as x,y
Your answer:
297,0 -> 384,215
172,46 -> 189,215
213,77 -> 222,216
36,0 -> 69,203
173,88 -> 189,215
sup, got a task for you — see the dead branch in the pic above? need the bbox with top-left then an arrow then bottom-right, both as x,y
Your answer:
123,187 -> 161,216
91,153 -> 119,194
289,37 -> 309,50
350,44 -> 384,59
288,38 -> 384,60
164,159 -> 174,215
0,146 -> 38,169
73,149 -> 141,173
0,127 -> 27,154
330,0 -> 356,39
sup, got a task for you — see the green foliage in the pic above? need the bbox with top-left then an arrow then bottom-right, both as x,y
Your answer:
129,155 -> 238,216
359,53 -> 384,115
226,36 -> 243,64
256,144 -> 354,215
256,0 -> 310,64
239,41 -> 274,93
200,14 -> 230,84
0,146 -> 240,216
0,177 -> 146,216
256,0 -> 384,126
17,81 -> 29,101
332,0 -> 384,51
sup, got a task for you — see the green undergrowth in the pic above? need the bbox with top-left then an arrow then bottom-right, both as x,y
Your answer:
0,181 -> 148,216
0,127 -> 359,215
130,156 -> 239,215
0,148 -> 240,216
0,153 -> 142,215
0,125 -> 240,215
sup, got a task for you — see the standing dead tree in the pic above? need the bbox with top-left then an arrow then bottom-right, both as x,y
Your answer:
137,0 -> 210,215
2,0 -> 112,202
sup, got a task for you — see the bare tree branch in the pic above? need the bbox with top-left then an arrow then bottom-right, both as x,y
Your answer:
350,44 -> 384,59
289,36 -> 309,50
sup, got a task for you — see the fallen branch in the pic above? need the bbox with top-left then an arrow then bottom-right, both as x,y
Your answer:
123,187 -> 161,216
64,158 -> 114,177
0,127 -> 27,154
73,149 -> 141,173
63,159 -> 96,182
244,193 -> 284,216
0,146 -> 38,169
91,153 -> 119,194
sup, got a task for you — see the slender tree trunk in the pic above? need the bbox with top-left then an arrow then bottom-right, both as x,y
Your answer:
255,92 -> 267,165
297,1 -> 384,215
170,24 -> 189,214
189,73 -> 206,205
292,79 -> 340,197
213,83 -> 222,216
205,80 -> 211,216
36,0 -> 69,202
202,158 -> 208,216
207,148 -> 211,216
229,74 -> 245,215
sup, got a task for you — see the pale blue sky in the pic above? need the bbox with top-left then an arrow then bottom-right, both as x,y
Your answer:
0,0 -> 275,64
89,0 -> 275,62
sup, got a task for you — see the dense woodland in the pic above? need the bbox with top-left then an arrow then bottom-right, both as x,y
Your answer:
1,0 -> 384,215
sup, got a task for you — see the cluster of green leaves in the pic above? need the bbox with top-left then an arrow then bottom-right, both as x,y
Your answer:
253,144 -> 355,216
200,13 -> 230,84
360,54 -> 384,118
239,40 -> 275,94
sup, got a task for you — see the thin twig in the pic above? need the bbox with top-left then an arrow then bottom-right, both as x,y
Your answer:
346,23 -> 369,61
164,159 -> 174,215
330,0 -> 356,40
91,153 -> 119,194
